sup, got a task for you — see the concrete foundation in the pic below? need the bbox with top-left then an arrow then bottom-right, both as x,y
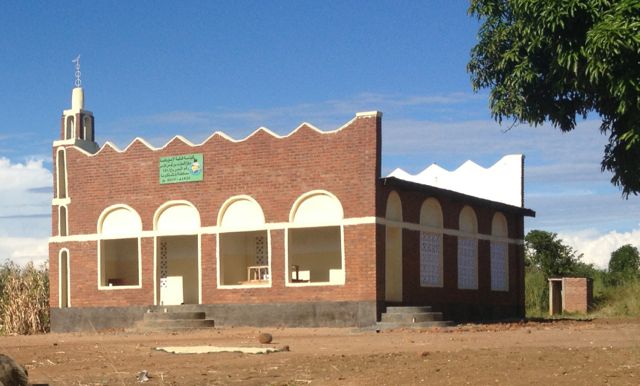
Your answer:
51,301 -> 378,332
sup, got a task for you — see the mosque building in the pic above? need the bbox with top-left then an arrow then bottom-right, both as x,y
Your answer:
49,83 -> 534,332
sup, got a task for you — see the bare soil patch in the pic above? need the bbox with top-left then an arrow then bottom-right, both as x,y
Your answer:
2,319 -> 639,385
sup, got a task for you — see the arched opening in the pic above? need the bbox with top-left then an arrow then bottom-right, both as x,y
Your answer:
385,191 -> 403,301
491,212 -> 509,291
98,205 -> 142,288
59,249 -> 70,308
65,116 -> 74,139
217,196 -> 270,287
82,115 -> 93,141
58,205 -> 68,236
287,191 -> 344,285
420,198 -> 443,287
154,201 -> 200,305
56,148 -> 67,199
458,206 -> 478,289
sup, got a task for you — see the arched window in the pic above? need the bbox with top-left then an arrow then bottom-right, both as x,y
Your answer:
385,191 -> 403,301
82,115 -> 93,141
56,148 -> 67,199
59,249 -> 70,308
153,201 -> 200,305
287,191 -> 344,285
458,206 -> 478,289
420,198 -> 443,287
65,116 -> 74,139
490,212 -> 509,291
58,205 -> 68,236
98,205 -> 142,288
217,196 -> 269,287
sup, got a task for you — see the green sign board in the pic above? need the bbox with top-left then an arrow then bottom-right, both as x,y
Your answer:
159,153 -> 204,184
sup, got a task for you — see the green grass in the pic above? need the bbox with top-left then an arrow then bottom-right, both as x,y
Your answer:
595,278 -> 640,317
525,266 -> 640,319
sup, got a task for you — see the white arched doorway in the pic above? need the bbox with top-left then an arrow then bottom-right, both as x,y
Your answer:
154,201 -> 201,305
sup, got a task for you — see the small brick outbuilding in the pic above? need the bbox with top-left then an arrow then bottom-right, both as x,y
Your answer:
549,277 -> 593,315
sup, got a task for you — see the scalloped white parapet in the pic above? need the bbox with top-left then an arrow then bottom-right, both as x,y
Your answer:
388,154 -> 524,207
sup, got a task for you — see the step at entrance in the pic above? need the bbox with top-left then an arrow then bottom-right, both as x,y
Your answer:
377,306 -> 454,329
132,311 -> 215,332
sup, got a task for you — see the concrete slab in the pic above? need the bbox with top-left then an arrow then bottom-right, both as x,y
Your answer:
155,346 -> 283,354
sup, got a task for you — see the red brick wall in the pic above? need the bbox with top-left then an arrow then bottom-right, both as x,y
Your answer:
378,186 -> 526,314
50,115 -> 381,308
563,277 -> 592,313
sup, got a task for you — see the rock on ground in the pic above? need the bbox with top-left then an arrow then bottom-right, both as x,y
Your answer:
0,353 -> 29,386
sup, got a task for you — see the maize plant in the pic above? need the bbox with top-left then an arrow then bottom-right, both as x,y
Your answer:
0,260 -> 49,334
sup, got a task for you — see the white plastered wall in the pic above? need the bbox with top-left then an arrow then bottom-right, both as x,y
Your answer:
385,191 -> 403,301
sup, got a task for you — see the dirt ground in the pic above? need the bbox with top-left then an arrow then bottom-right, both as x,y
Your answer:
2,318 -> 639,385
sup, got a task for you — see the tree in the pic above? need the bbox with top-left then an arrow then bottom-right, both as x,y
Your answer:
608,244 -> 640,281
468,0 -> 640,197
525,230 -> 582,277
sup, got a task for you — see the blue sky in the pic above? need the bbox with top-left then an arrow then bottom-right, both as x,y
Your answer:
0,1 -> 638,267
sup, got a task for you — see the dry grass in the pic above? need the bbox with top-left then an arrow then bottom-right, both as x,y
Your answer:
596,278 -> 640,317
0,260 -> 49,335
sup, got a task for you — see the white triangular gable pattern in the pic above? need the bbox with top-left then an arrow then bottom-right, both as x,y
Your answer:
388,154 -> 524,207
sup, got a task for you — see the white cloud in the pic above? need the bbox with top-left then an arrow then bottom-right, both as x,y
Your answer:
0,157 -> 51,220
559,228 -> 640,269
0,236 -> 49,267
0,157 -> 51,192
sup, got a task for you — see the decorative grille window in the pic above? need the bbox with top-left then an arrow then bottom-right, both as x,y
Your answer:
420,232 -> 442,287
490,241 -> 508,291
457,237 -> 478,289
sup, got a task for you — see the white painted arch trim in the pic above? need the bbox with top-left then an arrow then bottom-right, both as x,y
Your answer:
217,195 -> 266,231
49,215 -> 524,245
378,218 -> 523,245
153,200 -> 201,235
55,147 -> 69,199
97,204 -> 143,237
58,248 -> 71,308
289,190 -> 344,225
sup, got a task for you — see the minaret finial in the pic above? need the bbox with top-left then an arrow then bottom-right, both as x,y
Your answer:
72,55 -> 81,87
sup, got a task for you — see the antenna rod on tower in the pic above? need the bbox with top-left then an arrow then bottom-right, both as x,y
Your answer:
72,55 -> 81,87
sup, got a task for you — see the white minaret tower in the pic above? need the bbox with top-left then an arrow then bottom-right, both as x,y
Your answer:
57,55 -> 98,153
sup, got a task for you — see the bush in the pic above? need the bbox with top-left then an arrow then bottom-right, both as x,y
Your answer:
525,266 -> 548,317
0,260 -> 50,334
596,278 -> 640,317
